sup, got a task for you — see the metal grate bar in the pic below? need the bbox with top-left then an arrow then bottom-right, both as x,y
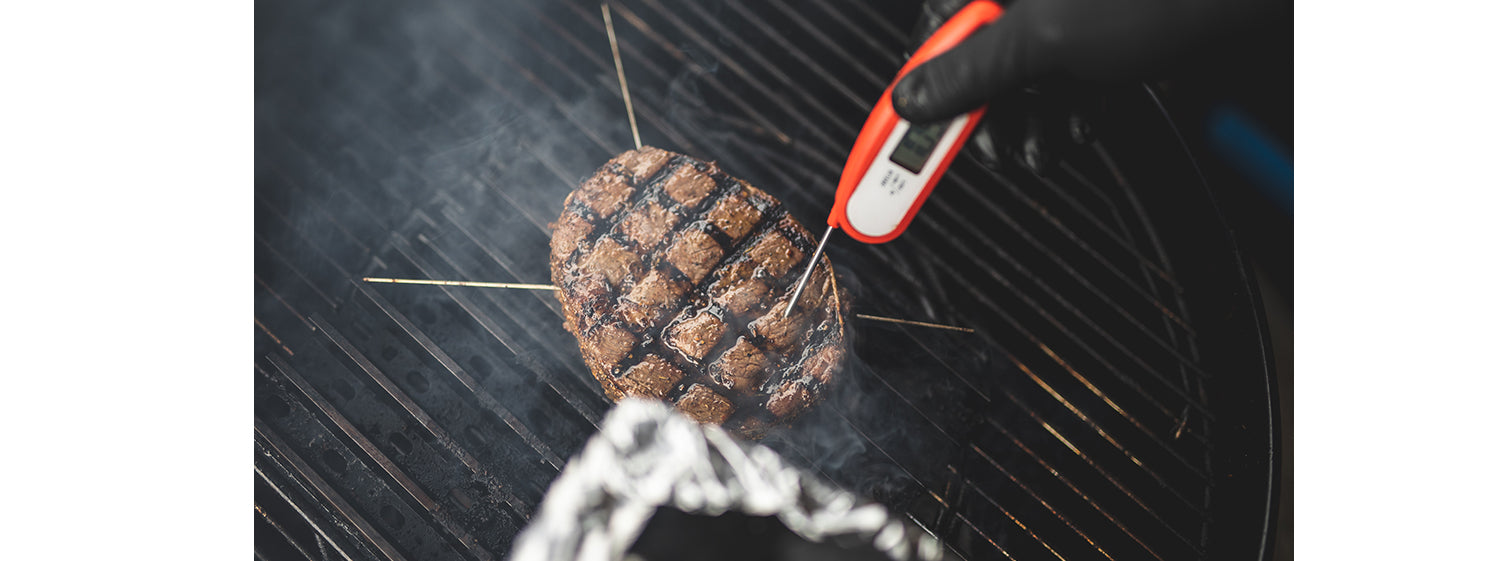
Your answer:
713,102 -> 1212,420
508,12 -> 717,163
859,311 -> 1204,543
434,3 -> 625,157
348,42 -> 599,197
759,0 -> 890,86
249,208 -> 355,324
923,488 -> 1018,561
991,405 -> 1204,537
430,200 -> 565,316
940,297 -> 1210,505
828,0 -> 912,45
341,267 -> 599,469
1095,141 -> 1218,454
349,277 -> 570,472
256,233 -> 339,310
307,297 -> 582,512
266,354 -> 501,561
256,317 -> 297,357
597,0 -> 802,147
728,136 -> 1210,490
953,165 -> 1205,364
954,166 -> 1196,335
264,128 -> 397,232
255,424 -> 405,561
1048,336 -> 1201,445
966,444 -> 1122,561
984,412 -> 1192,557
947,466 -> 1072,561
735,147 -> 1215,542
922,184 -> 1215,384
1051,162 -> 1183,290
1084,153 -> 1210,444
752,146 -> 1210,430
253,3 -> 1255,560
717,0 -> 1194,348
517,0 -> 706,154
310,314 -> 490,473
819,404 -> 1043,554
805,0 -> 908,68
537,0 -> 847,184
396,226 -> 605,426
1008,349 -> 1206,480
256,274 -> 317,333
256,502 -> 322,561
632,0 -> 865,141
928,250 -> 1211,420
262,164 -> 375,255
881,313 -> 1204,514
713,0 -> 1200,352
548,2 -> 833,180
405,226 -> 566,356
948,279 -> 1214,505
854,353 -> 968,448
673,0 -> 875,114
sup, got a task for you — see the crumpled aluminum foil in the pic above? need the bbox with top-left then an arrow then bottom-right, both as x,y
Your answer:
509,399 -> 951,561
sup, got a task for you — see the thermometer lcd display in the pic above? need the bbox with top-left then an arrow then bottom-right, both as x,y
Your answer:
888,120 -> 948,174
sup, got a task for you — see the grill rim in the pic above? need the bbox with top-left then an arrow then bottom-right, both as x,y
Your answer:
1095,82 -> 1283,561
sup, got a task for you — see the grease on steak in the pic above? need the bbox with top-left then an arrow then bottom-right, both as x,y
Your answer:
705,188 -> 762,241
749,266 -> 832,353
550,147 -> 849,438
662,164 -> 715,207
710,337 -> 770,392
548,211 -> 593,265
746,228 -> 803,279
713,278 -> 770,316
675,384 -> 735,425
619,355 -> 685,399
664,227 -> 723,284
574,173 -> 635,219
579,237 -> 640,287
665,309 -> 727,362
619,269 -> 689,330
613,146 -> 673,183
618,200 -> 679,250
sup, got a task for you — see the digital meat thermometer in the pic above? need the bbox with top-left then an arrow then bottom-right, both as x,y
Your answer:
785,0 -> 1004,317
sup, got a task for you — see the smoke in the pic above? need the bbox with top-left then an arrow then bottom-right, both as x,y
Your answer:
256,0 -> 1012,540
749,258 -> 1016,513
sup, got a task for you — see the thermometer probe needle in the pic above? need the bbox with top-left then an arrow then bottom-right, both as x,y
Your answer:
784,225 -> 835,318
362,275 -> 971,331
362,277 -> 558,290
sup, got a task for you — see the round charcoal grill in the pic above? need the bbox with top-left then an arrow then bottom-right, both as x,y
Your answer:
253,1 -> 1280,560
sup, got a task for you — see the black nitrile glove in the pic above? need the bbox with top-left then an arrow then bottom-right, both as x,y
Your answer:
894,0 -> 1287,175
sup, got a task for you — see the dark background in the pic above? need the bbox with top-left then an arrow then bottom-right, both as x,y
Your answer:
255,0 -> 1290,559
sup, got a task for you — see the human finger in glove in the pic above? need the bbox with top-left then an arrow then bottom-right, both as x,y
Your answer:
893,0 -> 1289,175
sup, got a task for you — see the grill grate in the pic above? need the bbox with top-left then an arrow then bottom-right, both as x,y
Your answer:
255,0 -> 1275,559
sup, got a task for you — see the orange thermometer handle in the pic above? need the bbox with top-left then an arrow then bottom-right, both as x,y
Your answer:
828,0 -> 1003,244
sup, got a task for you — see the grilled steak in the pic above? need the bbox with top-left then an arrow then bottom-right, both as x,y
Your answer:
549,147 -> 848,438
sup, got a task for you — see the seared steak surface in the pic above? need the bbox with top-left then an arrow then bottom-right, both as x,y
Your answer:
549,147 -> 847,438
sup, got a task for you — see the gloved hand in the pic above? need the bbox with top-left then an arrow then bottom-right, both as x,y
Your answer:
894,0 -> 1287,175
